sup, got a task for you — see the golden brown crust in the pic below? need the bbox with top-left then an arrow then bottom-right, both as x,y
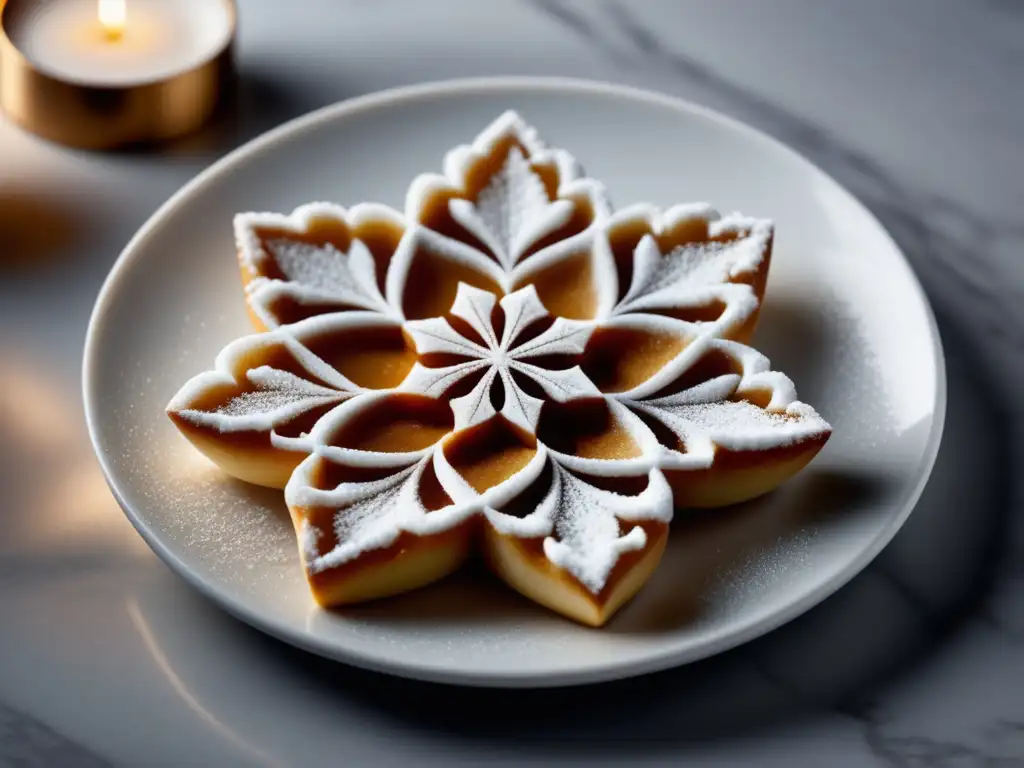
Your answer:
665,431 -> 831,509
297,517 -> 475,606
167,413 -> 305,489
482,521 -> 669,627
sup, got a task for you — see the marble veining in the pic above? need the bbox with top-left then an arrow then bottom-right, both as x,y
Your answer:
0,0 -> 1021,764
0,704 -> 110,767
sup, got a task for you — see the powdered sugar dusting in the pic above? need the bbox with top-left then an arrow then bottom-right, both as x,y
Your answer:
215,388 -> 320,418
265,238 -> 387,313
296,462 -> 417,573
174,364 -> 348,437
214,367 -> 339,419
611,207 -> 771,336
403,283 -> 597,432
655,400 -> 828,452
270,239 -> 344,291
293,455 -> 476,573
332,475 -> 407,546
235,203 -> 404,328
650,242 -> 737,291
449,147 -> 575,270
129,441 -> 296,595
166,110 -> 830,617
298,519 -> 321,561
628,339 -> 831,455
542,465 -> 673,593
618,235 -> 763,317
476,149 -> 548,249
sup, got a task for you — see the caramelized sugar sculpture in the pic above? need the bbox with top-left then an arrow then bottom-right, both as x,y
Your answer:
167,111 -> 831,627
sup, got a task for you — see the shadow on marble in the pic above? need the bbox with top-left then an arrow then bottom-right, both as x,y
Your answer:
613,467 -> 896,636
92,66 -> 331,160
0,704 -> 111,767
171,67 -> 327,156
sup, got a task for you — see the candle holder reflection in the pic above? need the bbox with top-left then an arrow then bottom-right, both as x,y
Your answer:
0,0 -> 236,150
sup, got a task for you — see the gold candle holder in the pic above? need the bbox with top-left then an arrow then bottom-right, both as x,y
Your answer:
0,0 -> 236,150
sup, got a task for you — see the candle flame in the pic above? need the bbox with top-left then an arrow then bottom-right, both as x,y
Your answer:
98,0 -> 126,40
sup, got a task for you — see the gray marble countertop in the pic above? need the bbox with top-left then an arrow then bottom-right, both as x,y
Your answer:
1,1 -> 1022,765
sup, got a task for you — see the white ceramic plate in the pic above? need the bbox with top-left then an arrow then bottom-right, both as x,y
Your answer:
84,77 -> 944,687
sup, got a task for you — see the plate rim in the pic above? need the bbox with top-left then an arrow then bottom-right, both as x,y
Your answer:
82,75 -> 948,687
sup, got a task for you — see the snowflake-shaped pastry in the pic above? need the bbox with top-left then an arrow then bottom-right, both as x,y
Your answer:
167,111 -> 831,627
402,283 -> 599,433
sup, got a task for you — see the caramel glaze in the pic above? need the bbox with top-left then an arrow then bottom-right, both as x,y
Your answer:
490,457 -> 554,519
402,243 -> 503,320
326,394 -> 453,453
246,297 -> 353,329
303,325 -> 416,390
537,400 -> 641,460
444,418 -> 537,493
516,247 -> 598,320
414,136 -> 595,266
311,461 -> 406,493
644,345 -> 743,400
582,326 -> 690,393
224,339 -> 330,385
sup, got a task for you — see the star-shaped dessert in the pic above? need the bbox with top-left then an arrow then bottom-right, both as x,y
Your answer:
167,112 -> 830,627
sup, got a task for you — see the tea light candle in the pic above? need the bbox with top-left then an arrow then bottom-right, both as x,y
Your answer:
0,0 -> 236,149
